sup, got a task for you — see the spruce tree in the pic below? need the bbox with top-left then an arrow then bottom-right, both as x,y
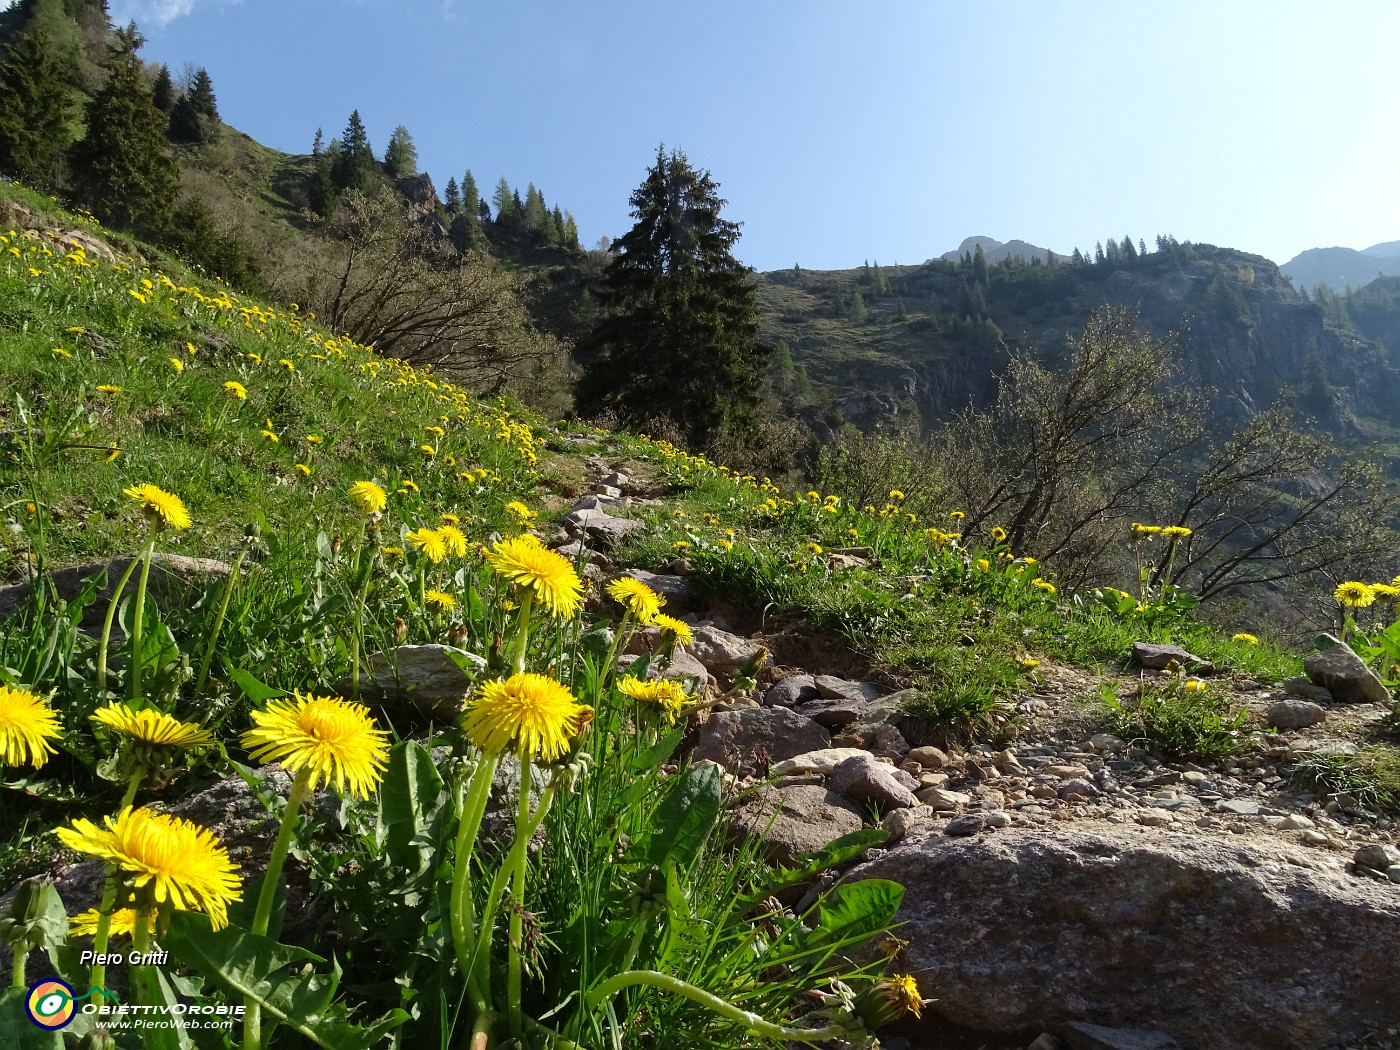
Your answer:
0,22 -> 77,190
444,176 -> 461,213
169,66 -> 219,143
331,110 -> 376,192
523,183 -> 547,230
70,24 -> 177,232
578,146 -> 767,448
491,177 -> 515,223
152,63 -> 175,112
383,124 -> 417,179
461,170 -> 479,216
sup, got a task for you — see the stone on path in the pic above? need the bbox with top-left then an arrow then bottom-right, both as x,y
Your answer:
828,754 -> 917,810
771,747 -> 871,776
1130,641 -> 1213,673
688,707 -> 830,776
1262,697 -> 1326,730
764,674 -> 819,707
1304,634 -> 1391,706
347,644 -> 484,720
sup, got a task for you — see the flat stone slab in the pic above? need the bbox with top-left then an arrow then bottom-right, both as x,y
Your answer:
1130,642 -> 1212,673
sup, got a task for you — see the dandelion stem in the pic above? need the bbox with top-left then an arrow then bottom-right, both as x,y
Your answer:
129,900 -> 155,1019
89,772 -> 143,992
584,970 -> 855,1043
96,538 -> 150,697
449,752 -> 498,1013
506,757 -> 533,1038
511,592 -> 534,676
244,768 -> 313,1050
10,944 -> 24,989
193,540 -> 248,698
128,529 -> 160,701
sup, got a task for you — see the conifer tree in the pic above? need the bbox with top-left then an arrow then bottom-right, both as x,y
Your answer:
152,63 -> 175,113
70,24 -> 177,232
477,198 -> 492,222
561,210 -> 579,249
443,176 -> 461,213
461,170 -> 479,216
491,176 -> 515,223
523,183 -> 547,230
0,22 -> 77,190
578,146 -> 767,448
331,109 -> 376,192
383,124 -> 417,179
169,66 -> 219,143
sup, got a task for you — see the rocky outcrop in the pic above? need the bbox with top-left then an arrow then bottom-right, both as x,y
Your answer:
850,824 -> 1400,1050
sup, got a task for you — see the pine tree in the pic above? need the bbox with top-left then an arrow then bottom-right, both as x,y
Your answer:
311,127 -> 324,156
0,22 -> 76,190
561,209 -> 579,249
151,63 -> 175,113
307,127 -> 336,218
972,243 -> 989,285
491,177 -> 515,223
383,124 -> 417,179
461,170 -> 479,216
477,198 -> 491,222
70,24 -> 177,232
169,66 -> 219,143
578,146 -> 767,448
444,176 -> 461,213
331,110 -> 376,192
523,183 -> 547,230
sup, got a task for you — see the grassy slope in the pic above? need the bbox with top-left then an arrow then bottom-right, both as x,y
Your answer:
2,185 -> 1397,892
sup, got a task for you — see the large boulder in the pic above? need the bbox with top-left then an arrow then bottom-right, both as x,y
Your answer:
728,782 -> 866,864
1305,634 -> 1391,706
849,824 -> 1400,1049
688,708 -> 830,776
0,553 -> 234,636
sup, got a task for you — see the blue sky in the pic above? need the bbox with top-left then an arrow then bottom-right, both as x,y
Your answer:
107,0 -> 1400,272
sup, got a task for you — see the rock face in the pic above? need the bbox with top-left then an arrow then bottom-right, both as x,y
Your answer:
728,782 -> 865,864
1304,635 -> 1392,705
850,825 -> 1400,1050
0,553 -> 234,635
688,708 -> 830,776
343,644 -> 483,720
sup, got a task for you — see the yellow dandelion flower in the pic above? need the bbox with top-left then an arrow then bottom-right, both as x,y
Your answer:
294,463 -> 311,476
806,542 -> 823,554
123,484 -> 191,530
55,807 -> 242,929
420,444 -> 436,456
504,500 -> 537,521
1232,633 -> 1259,645
435,523 -> 467,557
52,347 -> 72,358
1161,525 -> 1192,539
348,481 -> 387,514
440,513 -> 460,525
406,527 -> 448,563
462,673 -> 592,762
0,684 -> 62,769
95,384 -> 122,394
890,489 -> 906,501
976,558 -> 990,571
90,704 -> 213,748
306,435 -> 323,445
607,577 -> 664,622
485,534 -> 583,619
425,589 -> 456,611
990,526 -> 1008,543
616,676 -> 691,720
241,693 -> 389,799
949,510 -> 965,520
279,359 -> 295,371
104,447 -> 120,463
1032,579 -> 1057,594
1020,658 -> 1041,669
1334,581 -> 1375,608
1369,583 -> 1400,599
1183,680 -> 1207,692
400,479 -> 419,492
1131,522 -> 1162,535
260,430 -> 279,443
224,380 -> 247,401
652,614 -> 694,645
169,357 -> 184,372
69,907 -> 153,939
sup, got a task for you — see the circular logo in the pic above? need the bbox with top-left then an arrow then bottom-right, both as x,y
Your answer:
26,979 -> 77,1030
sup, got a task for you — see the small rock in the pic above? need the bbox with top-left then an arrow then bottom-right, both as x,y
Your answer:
764,674 -> 818,707
945,813 -> 986,837
729,784 -> 865,865
868,723 -> 910,763
1057,777 -> 1100,800
1304,635 -> 1392,705
917,787 -> 971,811
1047,764 -> 1091,779
1136,810 -> 1174,827
907,745 -> 951,769
1278,815 -> 1315,831
882,806 -> 933,844
347,644 -> 483,720
829,754 -> 917,809
1086,733 -> 1128,753
770,747 -> 871,776
620,568 -> 701,614
812,674 -> 883,701
984,810 -> 1012,829
1027,1036 -> 1065,1050
1281,677 -> 1333,704
1353,843 -> 1400,871
1389,865 -> 1400,884
1130,641 -> 1212,674
687,622 -> 763,674
919,772 -> 951,789
1263,697 -> 1328,730
1217,799 -> 1261,816
796,696 -> 869,729
993,749 -> 1028,775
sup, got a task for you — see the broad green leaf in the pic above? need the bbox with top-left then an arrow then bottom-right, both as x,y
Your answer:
145,966 -> 194,1050
631,763 -> 720,870
0,987 -> 63,1050
164,912 -> 407,1050
737,829 -> 888,909
628,724 -> 686,772
376,741 -> 446,860
229,667 -> 286,704
813,879 -> 904,943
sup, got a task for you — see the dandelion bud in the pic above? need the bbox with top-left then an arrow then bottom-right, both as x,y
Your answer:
77,1028 -> 118,1050
853,974 -> 927,1029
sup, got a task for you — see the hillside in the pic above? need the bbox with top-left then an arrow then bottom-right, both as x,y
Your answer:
1281,242 -> 1400,294
2,184 -> 1399,1050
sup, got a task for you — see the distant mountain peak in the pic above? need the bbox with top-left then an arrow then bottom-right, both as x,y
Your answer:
1281,241 -> 1400,292
939,236 -> 1060,265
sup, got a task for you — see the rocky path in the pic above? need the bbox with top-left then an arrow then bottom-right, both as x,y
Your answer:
552,449 -> 1400,1050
